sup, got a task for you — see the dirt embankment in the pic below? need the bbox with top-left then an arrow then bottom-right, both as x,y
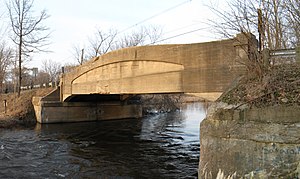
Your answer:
0,88 -> 53,129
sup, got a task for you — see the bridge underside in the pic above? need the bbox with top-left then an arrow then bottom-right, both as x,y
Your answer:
65,94 -> 123,102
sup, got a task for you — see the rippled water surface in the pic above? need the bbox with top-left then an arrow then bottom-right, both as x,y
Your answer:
0,103 -> 206,179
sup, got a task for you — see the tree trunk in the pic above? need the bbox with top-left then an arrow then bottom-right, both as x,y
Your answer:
18,36 -> 22,97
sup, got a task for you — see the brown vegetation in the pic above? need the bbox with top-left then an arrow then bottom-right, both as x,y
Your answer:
0,88 -> 53,128
138,94 -> 205,114
219,63 -> 300,107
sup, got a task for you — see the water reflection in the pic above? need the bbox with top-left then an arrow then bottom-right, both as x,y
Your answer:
0,103 -> 206,179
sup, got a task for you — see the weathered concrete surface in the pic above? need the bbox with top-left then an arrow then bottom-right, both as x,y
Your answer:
199,103 -> 300,178
188,92 -> 222,101
33,33 -> 253,123
32,88 -> 142,124
61,33 -> 250,101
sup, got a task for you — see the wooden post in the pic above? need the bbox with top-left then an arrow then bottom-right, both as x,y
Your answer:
3,100 -> 7,114
262,48 -> 270,68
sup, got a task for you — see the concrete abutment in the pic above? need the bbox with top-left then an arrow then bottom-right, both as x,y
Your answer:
199,103 -> 300,178
32,88 -> 142,124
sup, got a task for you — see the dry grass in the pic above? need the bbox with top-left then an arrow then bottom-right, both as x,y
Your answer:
219,63 -> 300,107
0,88 -> 53,128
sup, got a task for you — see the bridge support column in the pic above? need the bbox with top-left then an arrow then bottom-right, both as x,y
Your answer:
32,97 -> 142,124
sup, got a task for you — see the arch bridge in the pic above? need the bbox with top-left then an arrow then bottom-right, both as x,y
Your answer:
33,33 -> 253,123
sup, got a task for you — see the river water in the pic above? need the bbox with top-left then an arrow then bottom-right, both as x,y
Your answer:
0,103 -> 206,179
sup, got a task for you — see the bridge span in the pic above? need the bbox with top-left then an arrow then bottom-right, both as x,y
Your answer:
33,33 -> 252,123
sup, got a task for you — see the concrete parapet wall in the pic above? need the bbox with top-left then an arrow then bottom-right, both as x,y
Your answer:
199,103 -> 300,178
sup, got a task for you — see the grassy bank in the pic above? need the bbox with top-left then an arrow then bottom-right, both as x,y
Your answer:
219,63 -> 300,107
0,88 -> 53,129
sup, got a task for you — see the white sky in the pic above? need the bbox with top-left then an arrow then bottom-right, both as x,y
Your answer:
1,0 -> 227,68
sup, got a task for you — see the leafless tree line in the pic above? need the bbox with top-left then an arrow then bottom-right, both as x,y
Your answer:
208,0 -> 300,50
72,25 -> 164,65
207,0 -> 300,78
0,0 -> 54,94
0,0 -> 163,94
0,43 -> 13,92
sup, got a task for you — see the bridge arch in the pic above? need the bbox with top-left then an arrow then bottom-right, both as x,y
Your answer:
71,60 -> 184,96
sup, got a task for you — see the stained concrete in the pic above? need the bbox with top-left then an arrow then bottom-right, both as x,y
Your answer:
199,102 -> 300,178
61,33 -> 251,101
33,33 -> 253,123
32,88 -> 142,124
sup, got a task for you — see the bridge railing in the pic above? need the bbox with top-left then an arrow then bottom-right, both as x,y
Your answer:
270,48 -> 296,57
267,46 -> 300,65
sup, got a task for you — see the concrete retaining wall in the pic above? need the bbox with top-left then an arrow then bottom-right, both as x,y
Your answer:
199,103 -> 300,178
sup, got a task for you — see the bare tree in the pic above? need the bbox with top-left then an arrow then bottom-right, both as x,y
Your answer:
71,25 -> 164,64
205,0 -> 300,79
286,0 -> 300,46
71,44 -> 88,65
146,25 -> 164,44
207,0 -> 291,50
7,0 -> 50,96
0,43 -> 13,92
88,28 -> 117,58
112,25 -> 164,50
35,71 -> 50,85
261,0 -> 288,49
41,59 -> 62,82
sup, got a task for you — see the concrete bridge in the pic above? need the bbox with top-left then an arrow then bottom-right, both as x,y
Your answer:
33,33 -> 252,123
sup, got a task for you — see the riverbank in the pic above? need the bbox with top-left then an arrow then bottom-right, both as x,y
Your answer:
199,63 -> 300,178
0,88 -> 54,129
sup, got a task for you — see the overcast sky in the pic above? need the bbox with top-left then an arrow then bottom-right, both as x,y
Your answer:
1,0 -> 226,68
